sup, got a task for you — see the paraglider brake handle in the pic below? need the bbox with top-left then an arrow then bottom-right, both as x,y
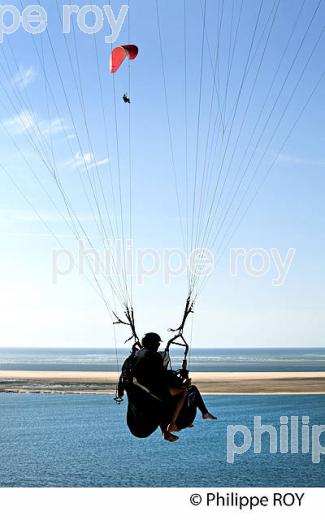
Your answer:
165,332 -> 189,353
165,296 -> 194,367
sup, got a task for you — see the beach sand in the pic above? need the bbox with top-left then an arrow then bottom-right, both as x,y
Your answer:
1,370 -> 325,394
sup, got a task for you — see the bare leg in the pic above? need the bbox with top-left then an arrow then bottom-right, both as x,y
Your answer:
167,387 -> 188,432
191,385 -> 218,419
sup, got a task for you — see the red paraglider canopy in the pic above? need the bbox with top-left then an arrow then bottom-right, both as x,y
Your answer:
110,45 -> 139,73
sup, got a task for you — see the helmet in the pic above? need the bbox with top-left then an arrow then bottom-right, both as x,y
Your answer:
141,332 -> 162,349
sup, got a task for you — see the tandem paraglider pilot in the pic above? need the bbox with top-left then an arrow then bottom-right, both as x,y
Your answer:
117,332 -> 217,442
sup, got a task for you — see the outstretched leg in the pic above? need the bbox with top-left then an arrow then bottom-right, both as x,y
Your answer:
191,385 -> 217,420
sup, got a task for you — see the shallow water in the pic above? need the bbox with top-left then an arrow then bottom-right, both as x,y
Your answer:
1,347 -> 325,372
0,393 -> 324,487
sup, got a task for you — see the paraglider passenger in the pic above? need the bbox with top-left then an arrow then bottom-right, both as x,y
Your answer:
133,332 -> 216,441
123,93 -> 131,103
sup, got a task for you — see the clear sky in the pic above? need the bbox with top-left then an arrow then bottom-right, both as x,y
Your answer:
0,0 -> 324,348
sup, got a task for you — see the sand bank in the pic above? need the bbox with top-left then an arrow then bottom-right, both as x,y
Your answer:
1,370 -> 325,394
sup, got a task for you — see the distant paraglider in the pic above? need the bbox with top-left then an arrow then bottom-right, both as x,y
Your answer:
110,44 -> 139,73
123,93 -> 131,103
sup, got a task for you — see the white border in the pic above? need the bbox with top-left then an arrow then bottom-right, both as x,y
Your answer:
0,488 -> 324,520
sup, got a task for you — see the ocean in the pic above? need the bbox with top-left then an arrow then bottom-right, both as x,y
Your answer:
0,393 -> 324,487
1,347 -> 325,372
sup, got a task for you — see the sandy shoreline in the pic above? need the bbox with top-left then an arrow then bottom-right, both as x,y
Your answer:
1,370 -> 325,394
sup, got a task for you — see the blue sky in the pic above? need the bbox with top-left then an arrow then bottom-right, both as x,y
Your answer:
0,0 -> 324,348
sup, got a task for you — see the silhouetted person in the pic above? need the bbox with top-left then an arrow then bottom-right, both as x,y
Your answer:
133,332 -> 217,441
123,93 -> 131,103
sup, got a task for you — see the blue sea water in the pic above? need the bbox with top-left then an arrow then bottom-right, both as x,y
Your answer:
1,347 -> 325,372
0,393 -> 324,487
